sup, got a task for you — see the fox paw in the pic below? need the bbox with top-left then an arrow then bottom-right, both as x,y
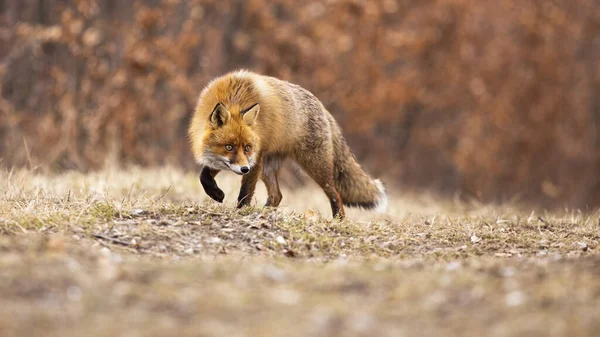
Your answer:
206,187 -> 225,203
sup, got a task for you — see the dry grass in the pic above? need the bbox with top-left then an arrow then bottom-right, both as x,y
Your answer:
1,166 -> 599,337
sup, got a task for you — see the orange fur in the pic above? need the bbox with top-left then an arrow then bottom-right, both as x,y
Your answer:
188,70 -> 387,219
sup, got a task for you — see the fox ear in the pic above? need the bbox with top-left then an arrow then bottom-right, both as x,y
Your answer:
209,103 -> 230,128
242,103 -> 260,126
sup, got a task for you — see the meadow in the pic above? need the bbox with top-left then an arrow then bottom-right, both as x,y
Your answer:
1,167 -> 598,336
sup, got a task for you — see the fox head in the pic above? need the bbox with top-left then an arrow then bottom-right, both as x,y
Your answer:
200,102 -> 260,175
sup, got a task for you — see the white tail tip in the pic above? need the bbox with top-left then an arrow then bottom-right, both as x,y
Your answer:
374,179 -> 388,213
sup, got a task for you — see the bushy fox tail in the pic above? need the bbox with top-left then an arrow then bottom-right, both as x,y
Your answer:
330,119 -> 388,213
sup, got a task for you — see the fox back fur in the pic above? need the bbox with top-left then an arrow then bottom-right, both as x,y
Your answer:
188,70 -> 387,219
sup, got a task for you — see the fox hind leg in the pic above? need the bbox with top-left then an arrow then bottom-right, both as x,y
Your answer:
261,155 -> 283,207
294,153 -> 345,220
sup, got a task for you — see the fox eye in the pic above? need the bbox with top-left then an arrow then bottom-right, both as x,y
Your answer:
244,145 -> 252,153
225,144 -> 234,152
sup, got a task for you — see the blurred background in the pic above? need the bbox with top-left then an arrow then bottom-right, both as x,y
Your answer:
1,0 -> 600,209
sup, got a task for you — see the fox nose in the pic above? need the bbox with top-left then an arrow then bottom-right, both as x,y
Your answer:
241,166 -> 250,174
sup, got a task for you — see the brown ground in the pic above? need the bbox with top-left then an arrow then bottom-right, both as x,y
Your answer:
1,167 -> 599,337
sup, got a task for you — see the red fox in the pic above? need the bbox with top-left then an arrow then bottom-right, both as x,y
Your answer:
188,70 -> 387,219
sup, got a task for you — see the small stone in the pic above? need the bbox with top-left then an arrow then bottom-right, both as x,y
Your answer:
470,234 -> 482,243
207,237 -> 221,244
100,247 -> 111,256
132,209 -> 147,216
275,236 -> 287,245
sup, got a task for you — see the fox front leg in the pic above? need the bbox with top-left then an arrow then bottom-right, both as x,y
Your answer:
200,167 -> 224,203
237,155 -> 263,208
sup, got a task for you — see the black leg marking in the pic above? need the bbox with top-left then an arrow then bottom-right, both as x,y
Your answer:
200,167 -> 224,203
